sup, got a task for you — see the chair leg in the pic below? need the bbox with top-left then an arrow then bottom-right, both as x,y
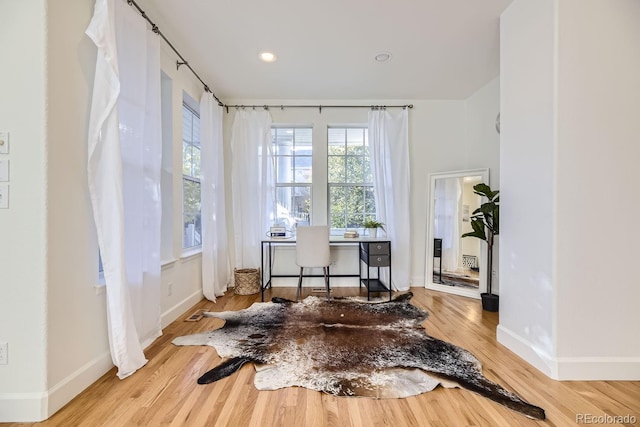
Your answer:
324,266 -> 330,300
296,266 -> 304,301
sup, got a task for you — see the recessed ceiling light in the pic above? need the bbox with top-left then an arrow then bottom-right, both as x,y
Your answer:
259,51 -> 277,63
374,52 -> 392,62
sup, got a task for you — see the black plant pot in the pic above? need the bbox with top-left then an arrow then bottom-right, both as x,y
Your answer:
481,293 -> 499,312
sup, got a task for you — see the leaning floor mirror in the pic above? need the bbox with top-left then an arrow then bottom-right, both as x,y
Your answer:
426,168 -> 489,299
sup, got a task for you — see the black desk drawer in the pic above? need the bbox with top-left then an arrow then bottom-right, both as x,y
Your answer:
360,250 -> 390,267
360,242 -> 390,255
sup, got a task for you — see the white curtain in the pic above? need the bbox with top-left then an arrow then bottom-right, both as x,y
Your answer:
86,0 -> 162,379
231,110 -> 274,269
368,109 -> 411,291
200,95 -> 229,301
434,178 -> 462,272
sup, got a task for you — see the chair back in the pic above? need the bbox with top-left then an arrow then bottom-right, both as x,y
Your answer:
295,225 -> 330,267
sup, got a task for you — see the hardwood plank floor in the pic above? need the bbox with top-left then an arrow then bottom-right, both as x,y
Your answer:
7,288 -> 639,426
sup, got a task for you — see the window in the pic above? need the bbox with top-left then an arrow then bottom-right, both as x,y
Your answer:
182,97 -> 201,249
272,127 -> 312,230
328,127 -> 375,230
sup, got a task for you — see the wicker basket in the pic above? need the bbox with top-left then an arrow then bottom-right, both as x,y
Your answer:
234,268 -> 261,295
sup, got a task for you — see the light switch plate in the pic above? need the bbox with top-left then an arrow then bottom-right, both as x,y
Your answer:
0,159 -> 8,182
0,184 -> 8,209
0,131 -> 8,154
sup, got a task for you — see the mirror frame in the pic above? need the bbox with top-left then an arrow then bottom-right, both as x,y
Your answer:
425,168 -> 489,299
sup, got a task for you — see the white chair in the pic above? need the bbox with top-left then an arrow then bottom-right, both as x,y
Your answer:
295,225 -> 331,301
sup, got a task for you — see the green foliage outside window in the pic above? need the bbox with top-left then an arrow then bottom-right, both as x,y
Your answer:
328,127 -> 375,229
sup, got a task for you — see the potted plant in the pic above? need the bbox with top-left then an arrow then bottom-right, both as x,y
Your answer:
462,183 -> 499,312
363,218 -> 385,239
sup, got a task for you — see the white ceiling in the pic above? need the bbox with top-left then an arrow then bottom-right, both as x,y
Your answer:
140,0 -> 513,101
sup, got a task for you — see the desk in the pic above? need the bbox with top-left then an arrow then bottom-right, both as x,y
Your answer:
260,236 -> 392,302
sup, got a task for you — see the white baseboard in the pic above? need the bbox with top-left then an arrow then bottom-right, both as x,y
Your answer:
0,290 -> 204,423
0,350 -> 114,423
497,324 -> 555,378
555,357 -> 640,380
47,351 -> 115,418
497,325 -> 640,380
161,289 -> 204,328
0,392 -> 48,422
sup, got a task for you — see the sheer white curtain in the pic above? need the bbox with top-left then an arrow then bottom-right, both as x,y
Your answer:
231,110 -> 274,269
86,0 -> 162,379
434,178 -> 462,272
200,95 -> 229,301
368,109 -> 411,291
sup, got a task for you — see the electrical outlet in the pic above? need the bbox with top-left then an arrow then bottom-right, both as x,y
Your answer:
331,259 -> 337,266
0,342 -> 8,365
168,282 -> 173,296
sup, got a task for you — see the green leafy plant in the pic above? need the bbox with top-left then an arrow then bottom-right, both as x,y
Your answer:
462,183 -> 499,296
363,218 -> 385,231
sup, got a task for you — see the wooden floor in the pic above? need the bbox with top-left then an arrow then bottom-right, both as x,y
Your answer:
8,288 -> 639,426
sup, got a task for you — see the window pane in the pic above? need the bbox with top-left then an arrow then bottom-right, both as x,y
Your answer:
327,126 -> 374,230
273,127 -> 313,223
182,109 -> 192,142
363,156 -> 372,183
183,179 -> 201,248
275,134 -> 293,155
329,186 -> 346,228
294,156 -> 312,183
346,186 -> 364,214
192,117 -> 200,147
275,185 -> 311,229
182,143 -> 192,175
328,128 -> 345,143
191,146 -> 201,179
295,128 -> 312,147
328,156 -> 344,183
292,186 -> 311,224
364,186 -> 376,213
182,100 -> 201,249
276,156 -> 293,183
346,156 -> 363,183
346,212 -> 364,229
346,128 -> 364,155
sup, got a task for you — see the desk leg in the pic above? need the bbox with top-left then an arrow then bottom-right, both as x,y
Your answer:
261,242 -> 265,301
388,242 -> 392,301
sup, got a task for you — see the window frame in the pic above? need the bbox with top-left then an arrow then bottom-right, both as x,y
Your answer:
327,126 -> 375,232
272,126 -> 313,230
182,100 -> 202,250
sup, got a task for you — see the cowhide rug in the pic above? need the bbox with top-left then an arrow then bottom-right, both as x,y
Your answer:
172,293 -> 545,420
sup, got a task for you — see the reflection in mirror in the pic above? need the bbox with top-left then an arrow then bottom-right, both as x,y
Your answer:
427,169 -> 489,299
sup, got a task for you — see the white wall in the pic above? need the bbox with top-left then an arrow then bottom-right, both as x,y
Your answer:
554,0 -> 640,378
0,1 -> 206,422
498,0 -> 640,380
497,0 -> 556,376
0,0 -> 49,420
465,77 -> 501,188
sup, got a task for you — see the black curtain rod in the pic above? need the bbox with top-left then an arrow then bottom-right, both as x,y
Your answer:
224,104 -> 414,114
126,0 -> 224,106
